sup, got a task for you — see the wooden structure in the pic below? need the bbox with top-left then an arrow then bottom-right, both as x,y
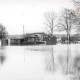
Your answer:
43,35 -> 57,45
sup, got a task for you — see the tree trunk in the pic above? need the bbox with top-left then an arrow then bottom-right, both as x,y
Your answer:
67,30 -> 70,44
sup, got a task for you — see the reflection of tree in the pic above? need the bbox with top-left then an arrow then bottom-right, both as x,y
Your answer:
62,48 -> 80,80
0,47 -> 6,65
58,8 -> 76,44
44,11 -> 57,35
74,56 -> 80,71
46,45 -> 72,74
46,45 -> 55,72
0,53 -> 6,64
58,45 -> 72,75
66,44 -> 71,74
71,55 -> 80,80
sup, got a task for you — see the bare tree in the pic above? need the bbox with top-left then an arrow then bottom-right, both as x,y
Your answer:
73,0 -> 80,7
72,0 -> 80,33
58,8 -> 76,74
44,11 -> 56,36
58,8 -> 76,44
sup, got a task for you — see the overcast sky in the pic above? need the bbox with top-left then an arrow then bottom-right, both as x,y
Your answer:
0,0 -> 74,35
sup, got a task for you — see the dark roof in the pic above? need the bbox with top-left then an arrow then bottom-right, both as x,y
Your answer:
26,34 -> 38,37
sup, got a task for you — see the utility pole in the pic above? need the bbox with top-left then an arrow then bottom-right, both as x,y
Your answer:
23,25 -> 25,35
22,16 -> 25,62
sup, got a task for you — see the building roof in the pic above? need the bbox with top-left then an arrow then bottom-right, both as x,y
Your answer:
8,35 -> 25,39
26,32 -> 45,35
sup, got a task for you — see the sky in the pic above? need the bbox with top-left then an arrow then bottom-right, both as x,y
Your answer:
0,0 -> 74,35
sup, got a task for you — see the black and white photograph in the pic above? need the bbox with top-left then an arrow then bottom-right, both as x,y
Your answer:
0,0 -> 80,80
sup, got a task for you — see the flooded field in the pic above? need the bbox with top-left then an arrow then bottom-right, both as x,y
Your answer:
0,44 -> 80,80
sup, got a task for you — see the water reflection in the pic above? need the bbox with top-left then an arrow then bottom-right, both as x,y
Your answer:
0,45 -> 80,80
0,53 -> 6,64
73,56 -> 80,71
0,46 -> 6,65
58,45 -> 73,75
19,45 -> 80,80
46,46 -> 55,73
70,54 -> 80,80
45,45 -> 71,74
53,44 -> 80,80
45,44 -> 80,77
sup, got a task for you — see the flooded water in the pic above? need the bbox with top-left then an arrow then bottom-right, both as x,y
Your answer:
0,44 -> 80,80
